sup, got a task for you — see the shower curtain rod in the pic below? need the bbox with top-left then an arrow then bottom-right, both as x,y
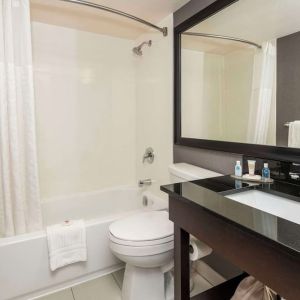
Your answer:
183,32 -> 262,49
58,0 -> 168,36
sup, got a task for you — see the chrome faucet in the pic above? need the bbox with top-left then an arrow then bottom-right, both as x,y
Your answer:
138,178 -> 152,187
289,163 -> 300,180
289,172 -> 300,180
143,147 -> 154,164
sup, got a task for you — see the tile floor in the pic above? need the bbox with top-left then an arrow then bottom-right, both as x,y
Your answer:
39,264 -> 221,300
39,271 -> 123,300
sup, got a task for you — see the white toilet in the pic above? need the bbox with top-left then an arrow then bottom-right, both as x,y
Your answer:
109,163 -> 222,300
109,211 -> 173,300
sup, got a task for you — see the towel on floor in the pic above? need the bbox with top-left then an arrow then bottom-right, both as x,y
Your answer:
288,120 -> 300,148
46,219 -> 87,271
231,276 -> 277,300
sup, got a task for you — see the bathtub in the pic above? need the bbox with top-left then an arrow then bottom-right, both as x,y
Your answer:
0,186 -> 167,300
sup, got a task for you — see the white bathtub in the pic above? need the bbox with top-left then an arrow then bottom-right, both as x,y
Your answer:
0,186 -> 167,300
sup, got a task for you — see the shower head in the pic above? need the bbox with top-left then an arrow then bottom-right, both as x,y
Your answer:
133,40 -> 152,56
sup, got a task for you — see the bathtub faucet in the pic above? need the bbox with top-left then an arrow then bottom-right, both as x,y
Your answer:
138,178 -> 152,187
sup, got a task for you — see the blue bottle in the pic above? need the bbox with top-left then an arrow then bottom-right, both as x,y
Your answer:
235,161 -> 242,177
262,163 -> 270,180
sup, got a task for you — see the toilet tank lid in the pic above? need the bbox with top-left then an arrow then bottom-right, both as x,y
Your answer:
169,163 -> 222,180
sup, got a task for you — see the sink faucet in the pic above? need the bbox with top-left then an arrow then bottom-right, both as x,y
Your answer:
289,172 -> 300,180
289,163 -> 300,180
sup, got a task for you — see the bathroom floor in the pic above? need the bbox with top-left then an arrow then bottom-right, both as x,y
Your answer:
38,261 -> 224,300
39,270 -> 124,300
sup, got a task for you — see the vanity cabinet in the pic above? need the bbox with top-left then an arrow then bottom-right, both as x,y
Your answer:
162,177 -> 300,300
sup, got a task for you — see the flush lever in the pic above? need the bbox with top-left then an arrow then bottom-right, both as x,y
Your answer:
143,147 -> 154,164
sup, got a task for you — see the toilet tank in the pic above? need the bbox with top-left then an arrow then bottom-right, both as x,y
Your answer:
169,163 -> 222,183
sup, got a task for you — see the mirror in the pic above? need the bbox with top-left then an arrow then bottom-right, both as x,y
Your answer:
180,0 -> 300,148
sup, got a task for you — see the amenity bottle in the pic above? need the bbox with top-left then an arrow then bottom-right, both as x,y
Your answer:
235,161 -> 242,177
262,163 -> 270,181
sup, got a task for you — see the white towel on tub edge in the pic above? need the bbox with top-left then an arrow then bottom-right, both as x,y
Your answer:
46,219 -> 87,271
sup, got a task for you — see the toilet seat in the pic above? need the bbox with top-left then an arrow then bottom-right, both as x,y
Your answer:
109,211 -> 174,256
109,211 -> 174,245
110,239 -> 174,257
109,233 -> 173,247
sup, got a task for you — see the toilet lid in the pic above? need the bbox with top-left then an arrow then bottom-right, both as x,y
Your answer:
109,211 -> 173,242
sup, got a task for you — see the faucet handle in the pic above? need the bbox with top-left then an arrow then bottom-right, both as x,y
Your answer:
143,147 -> 154,164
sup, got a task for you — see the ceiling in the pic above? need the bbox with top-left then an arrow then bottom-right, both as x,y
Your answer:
30,0 -> 190,39
183,0 -> 300,53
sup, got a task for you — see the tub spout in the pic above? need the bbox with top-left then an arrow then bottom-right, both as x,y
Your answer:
138,178 -> 152,187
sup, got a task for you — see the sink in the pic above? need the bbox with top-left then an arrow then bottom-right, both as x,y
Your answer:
226,190 -> 300,225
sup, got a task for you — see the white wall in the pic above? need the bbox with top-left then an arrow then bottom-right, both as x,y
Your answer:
222,49 -> 254,143
135,15 -> 174,195
32,18 -> 174,201
181,49 -> 224,140
32,22 -> 137,200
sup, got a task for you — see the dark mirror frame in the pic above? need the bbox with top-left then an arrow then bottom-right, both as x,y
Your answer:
174,0 -> 300,163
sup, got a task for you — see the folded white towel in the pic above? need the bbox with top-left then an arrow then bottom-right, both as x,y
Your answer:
288,121 -> 300,148
46,220 -> 87,271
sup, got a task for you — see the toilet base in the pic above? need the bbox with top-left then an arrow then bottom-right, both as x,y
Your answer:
122,264 -> 165,300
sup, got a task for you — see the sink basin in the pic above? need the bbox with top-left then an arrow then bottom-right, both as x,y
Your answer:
226,190 -> 300,225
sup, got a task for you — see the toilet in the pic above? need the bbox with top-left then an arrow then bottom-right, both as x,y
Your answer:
109,163 -> 222,300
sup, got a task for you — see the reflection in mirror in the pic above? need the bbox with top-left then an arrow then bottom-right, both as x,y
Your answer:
181,0 -> 300,148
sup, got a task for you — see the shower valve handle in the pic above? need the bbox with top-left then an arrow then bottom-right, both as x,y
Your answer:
143,147 -> 154,164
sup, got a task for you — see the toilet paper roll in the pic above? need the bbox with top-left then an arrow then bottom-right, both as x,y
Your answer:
189,237 -> 212,261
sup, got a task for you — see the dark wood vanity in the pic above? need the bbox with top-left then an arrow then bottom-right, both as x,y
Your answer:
161,176 -> 300,300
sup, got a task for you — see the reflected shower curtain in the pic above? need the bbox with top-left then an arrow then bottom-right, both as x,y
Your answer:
0,0 -> 42,236
247,41 -> 276,144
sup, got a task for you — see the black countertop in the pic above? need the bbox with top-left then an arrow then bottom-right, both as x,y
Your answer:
161,176 -> 300,258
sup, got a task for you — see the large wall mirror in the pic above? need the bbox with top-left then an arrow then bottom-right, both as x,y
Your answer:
175,0 -> 300,161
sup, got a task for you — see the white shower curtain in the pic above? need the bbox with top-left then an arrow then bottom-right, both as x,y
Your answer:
0,0 -> 42,236
247,40 -> 276,144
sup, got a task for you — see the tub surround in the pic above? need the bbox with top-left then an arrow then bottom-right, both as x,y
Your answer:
32,21 -> 137,198
161,176 -> 300,299
32,14 -> 174,201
